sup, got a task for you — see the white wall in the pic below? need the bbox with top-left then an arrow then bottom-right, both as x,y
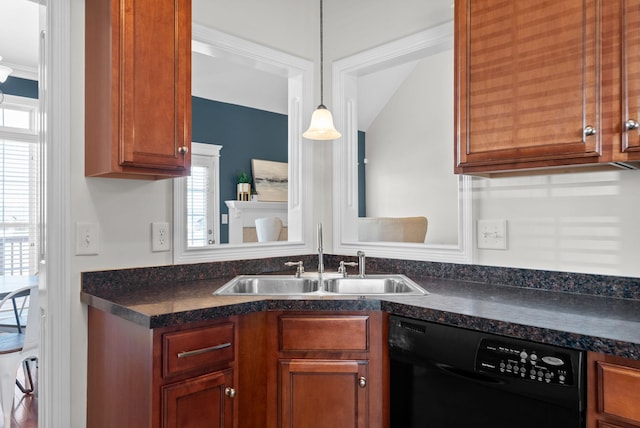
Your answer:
473,170 -> 640,277
365,49 -> 457,245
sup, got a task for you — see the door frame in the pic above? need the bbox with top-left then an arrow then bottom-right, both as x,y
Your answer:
42,0 -> 72,426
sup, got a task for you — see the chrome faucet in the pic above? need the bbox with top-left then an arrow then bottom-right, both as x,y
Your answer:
284,261 -> 305,277
338,260 -> 358,277
357,251 -> 366,277
317,223 -> 324,275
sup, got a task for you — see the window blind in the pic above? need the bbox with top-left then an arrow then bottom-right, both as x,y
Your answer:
0,99 -> 39,276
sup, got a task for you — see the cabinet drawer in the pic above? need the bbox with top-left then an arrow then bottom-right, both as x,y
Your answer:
598,362 -> 640,424
279,315 -> 369,352
599,423 -> 626,428
163,323 -> 234,378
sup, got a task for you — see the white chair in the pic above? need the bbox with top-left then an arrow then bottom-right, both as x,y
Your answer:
358,216 -> 428,243
0,285 -> 39,427
255,217 -> 283,242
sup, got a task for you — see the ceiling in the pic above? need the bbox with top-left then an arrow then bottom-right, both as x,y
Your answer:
0,0 -> 40,78
0,0 -> 452,130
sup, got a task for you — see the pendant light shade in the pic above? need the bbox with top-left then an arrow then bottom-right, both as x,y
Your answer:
303,105 -> 341,140
0,57 -> 12,83
304,0 -> 341,141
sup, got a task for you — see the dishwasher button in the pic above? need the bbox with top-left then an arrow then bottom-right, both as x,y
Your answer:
542,356 -> 565,366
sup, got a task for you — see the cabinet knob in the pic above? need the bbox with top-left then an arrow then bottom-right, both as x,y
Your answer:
625,120 -> 639,131
178,146 -> 189,154
224,387 -> 236,398
358,377 -> 367,388
584,126 -> 597,136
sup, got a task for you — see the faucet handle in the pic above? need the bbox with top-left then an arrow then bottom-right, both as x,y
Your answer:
338,261 -> 358,277
285,261 -> 305,277
357,251 -> 366,277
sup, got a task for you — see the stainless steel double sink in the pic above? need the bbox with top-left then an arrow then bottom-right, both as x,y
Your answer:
214,274 -> 427,296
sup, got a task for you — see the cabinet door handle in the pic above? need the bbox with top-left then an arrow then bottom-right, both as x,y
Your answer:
584,126 -> 597,136
178,146 -> 189,154
358,376 -> 367,388
177,342 -> 231,359
625,119 -> 639,131
224,387 -> 236,398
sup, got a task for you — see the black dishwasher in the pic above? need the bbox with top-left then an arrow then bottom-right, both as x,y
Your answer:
389,315 -> 586,428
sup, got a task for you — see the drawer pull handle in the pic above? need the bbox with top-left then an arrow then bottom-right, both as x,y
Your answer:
178,146 -> 189,154
625,119 -> 639,131
177,342 -> 231,359
584,125 -> 597,136
225,387 -> 236,398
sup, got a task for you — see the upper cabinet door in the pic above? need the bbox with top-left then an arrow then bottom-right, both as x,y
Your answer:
85,0 -> 191,179
622,0 -> 640,154
119,0 -> 191,171
455,0 -> 601,173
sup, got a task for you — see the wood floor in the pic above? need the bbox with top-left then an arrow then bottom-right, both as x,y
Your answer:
8,362 -> 37,428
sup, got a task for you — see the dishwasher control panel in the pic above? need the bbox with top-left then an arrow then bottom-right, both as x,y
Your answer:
475,338 -> 575,385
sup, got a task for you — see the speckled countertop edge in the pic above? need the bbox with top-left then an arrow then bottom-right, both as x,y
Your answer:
81,256 -> 640,360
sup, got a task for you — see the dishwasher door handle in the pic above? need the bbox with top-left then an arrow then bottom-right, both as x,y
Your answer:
435,363 -> 504,385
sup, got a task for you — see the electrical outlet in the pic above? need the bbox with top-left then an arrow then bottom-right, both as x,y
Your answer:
76,222 -> 99,255
477,219 -> 508,250
152,222 -> 171,252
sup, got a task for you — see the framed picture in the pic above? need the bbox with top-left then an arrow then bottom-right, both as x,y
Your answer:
251,159 -> 288,202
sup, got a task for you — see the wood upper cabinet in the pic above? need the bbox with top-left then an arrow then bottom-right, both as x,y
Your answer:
85,0 -> 191,179
622,0 -> 640,155
455,0 -> 640,175
587,352 -> 640,428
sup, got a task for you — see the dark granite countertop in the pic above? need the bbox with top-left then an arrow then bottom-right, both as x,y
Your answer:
81,267 -> 640,360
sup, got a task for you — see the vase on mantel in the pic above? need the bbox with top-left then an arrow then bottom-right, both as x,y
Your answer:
237,183 -> 250,201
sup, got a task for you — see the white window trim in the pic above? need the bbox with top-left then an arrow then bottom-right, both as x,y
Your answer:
172,25 -> 314,264
173,142 -> 221,264
0,94 -> 38,139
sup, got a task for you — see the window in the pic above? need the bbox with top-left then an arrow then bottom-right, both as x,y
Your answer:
173,143 -> 221,262
0,96 -> 40,276
187,149 -> 219,247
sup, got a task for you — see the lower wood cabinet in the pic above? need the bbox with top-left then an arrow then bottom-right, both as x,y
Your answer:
587,352 -> 640,428
162,369 -> 234,428
87,308 -> 237,427
279,359 -> 368,428
266,311 -> 387,428
86,308 -> 387,428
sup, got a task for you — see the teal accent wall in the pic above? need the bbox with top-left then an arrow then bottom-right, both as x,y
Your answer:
0,76 -> 38,99
192,96 -> 288,243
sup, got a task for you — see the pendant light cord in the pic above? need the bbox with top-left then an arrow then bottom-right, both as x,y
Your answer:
319,0 -> 325,107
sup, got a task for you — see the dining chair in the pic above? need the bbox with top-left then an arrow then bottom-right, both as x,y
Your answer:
0,285 -> 39,427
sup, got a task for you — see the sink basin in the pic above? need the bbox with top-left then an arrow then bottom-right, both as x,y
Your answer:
214,275 -> 320,295
324,275 -> 427,295
214,274 -> 427,296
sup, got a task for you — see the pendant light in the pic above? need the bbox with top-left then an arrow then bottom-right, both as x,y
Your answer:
0,56 -> 12,105
0,56 -> 12,83
303,0 -> 341,140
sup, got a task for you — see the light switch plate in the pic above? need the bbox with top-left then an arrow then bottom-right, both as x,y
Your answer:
76,222 -> 99,255
477,219 -> 507,250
